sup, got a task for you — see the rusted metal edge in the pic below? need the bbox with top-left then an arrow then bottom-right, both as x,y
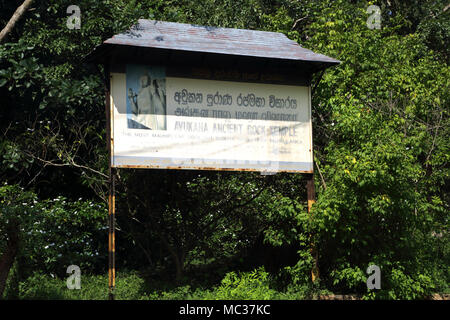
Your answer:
112,164 -> 313,174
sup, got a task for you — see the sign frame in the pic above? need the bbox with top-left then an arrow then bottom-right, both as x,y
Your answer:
91,19 -> 340,300
108,64 -> 315,174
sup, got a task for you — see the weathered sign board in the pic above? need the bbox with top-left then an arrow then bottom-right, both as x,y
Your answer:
87,19 -> 339,298
110,64 -> 313,173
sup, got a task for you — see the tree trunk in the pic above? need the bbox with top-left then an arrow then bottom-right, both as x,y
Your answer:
174,249 -> 187,283
174,255 -> 184,282
0,222 -> 19,298
160,235 -> 185,282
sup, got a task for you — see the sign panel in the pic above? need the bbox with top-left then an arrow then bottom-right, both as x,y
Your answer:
109,65 -> 313,173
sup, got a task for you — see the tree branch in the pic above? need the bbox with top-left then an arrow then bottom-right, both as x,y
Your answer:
0,0 -> 34,43
425,110 -> 443,167
291,16 -> 308,30
23,151 -> 108,179
314,159 -> 327,190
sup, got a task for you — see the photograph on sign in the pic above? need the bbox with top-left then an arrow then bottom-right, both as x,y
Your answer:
126,65 -> 167,130
110,64 -> 313,173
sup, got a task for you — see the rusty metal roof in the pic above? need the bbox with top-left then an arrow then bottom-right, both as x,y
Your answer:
94,19 -> 339,66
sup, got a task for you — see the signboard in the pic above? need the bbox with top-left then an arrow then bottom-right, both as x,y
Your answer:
109,64 -> 313,173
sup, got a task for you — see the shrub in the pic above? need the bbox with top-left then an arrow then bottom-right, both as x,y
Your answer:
16,271 -> 147,300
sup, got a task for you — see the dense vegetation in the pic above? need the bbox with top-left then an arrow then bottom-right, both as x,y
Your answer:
0,0 -> 448,300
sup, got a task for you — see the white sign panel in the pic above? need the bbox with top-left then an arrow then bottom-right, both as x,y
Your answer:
109,65 -> 313,173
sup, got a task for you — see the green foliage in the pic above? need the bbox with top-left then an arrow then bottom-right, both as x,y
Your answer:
210,267 -> 277,300
13,269 -> 312,300
0,184 -> 38,254
0,0 -> 448,300
0,183 -> 107,287
16,271 -> 146,300
23,195 -> 107,276
296,0 -> 449,299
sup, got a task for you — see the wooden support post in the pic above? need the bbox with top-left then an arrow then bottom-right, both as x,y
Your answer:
108,172 -> 116,300
105,63 -> 115,300
306,174 -> 319,282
